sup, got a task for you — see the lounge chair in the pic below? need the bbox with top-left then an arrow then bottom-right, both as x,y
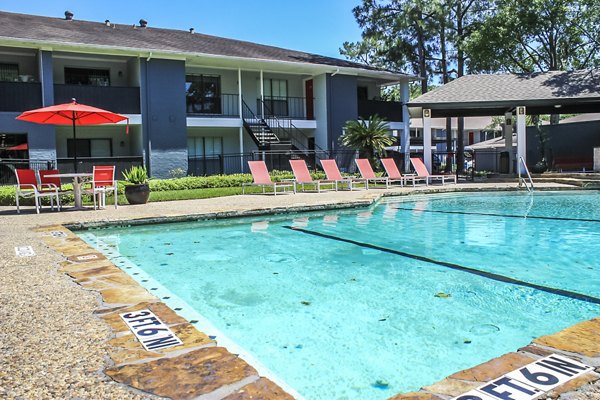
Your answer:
243,160 -> 296,195
320,159 -> 368,190
289,159 -> 337,192
15,169 -> 60,214
380,158 -> 423,187
355,158 -> 398,188
410,157 -> 457,185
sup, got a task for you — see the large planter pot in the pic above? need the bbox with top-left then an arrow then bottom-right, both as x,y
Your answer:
124,184 -> 150,205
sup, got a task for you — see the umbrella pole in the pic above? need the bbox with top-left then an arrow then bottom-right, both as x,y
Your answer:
72,112 -> 78,173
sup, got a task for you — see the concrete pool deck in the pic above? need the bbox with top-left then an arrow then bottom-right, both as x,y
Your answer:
0,181 -> 599,399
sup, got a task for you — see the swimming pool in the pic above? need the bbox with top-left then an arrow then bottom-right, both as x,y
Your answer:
79,191 -> 600,400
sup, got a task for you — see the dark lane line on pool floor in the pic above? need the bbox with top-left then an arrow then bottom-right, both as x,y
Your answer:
283,226 -> 600,305
393,207 -> 600,223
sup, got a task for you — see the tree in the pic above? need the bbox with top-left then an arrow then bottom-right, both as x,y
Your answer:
347,0 -> 441,94
346,1 -> 492,172
466,0 -> 600,73
340,115 -> 395,168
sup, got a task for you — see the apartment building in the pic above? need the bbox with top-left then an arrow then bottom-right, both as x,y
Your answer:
0,10 -> 412,178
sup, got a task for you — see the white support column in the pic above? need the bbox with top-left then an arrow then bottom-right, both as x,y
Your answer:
400,81 -> 411,171
238,68 -> 244,172
260,70 -> 264,119
423,109 -> 432,173
516,106 -> 527,173
504,111 -> 513,173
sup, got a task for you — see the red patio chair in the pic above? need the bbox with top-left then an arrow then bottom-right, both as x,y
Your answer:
380,158 -> 422,187
355,158 -> 396,188
289,159 -> 337,192
83,166 -> 118,209
410,157 -> 457,185
15,169 -> 60,214
320,159 -> 367,190
242,161 -> 295,195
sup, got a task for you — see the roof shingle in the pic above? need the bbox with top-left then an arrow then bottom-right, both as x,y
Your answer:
0,11 -> 396,74
410,70 -> 600,105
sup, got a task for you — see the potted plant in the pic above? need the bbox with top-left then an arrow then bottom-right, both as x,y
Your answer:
122,165 -> 150,204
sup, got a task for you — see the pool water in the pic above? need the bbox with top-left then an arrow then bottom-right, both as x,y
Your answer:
79,191 -> 600,400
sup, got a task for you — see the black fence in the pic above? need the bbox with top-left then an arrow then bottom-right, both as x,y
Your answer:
187,93 -> 240,117
54,84 -> 141,114
258,96 -> 309,120
0,82 -> 42,112
56,156 -> 143,178
0,159 -> 56,185
188,153 -> 255,176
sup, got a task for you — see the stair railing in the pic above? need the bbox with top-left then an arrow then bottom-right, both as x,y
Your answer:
258,98 -> 326,153
241,100 -> 280,146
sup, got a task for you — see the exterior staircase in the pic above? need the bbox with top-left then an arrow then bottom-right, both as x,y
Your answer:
242,100 -> 283,147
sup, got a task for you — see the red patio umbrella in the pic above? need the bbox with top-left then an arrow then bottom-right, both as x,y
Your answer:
16,98 -> 129,172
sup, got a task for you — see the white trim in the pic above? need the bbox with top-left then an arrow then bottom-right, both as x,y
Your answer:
186,117 -> 242,128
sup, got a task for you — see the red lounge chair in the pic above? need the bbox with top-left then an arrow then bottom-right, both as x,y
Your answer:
243,160 -> 296,195
15,169 -> 60,214
355,158 -> 398,188
410,157 -> 457,185
289,159 -> 337,192
320,159 -> 367,190
380,158 -> 423,187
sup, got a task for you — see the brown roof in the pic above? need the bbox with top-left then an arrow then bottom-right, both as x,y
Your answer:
0,11 -> 400,74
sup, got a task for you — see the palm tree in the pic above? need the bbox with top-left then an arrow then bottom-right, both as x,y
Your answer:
340,114 -> 394,169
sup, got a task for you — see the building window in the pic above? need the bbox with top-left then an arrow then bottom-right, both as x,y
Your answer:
186,75 -> 221,114
0,63 -> 19,82
357,86 -> 368,101
260,79 -> 288,116
187,136 -> 223,158
65,67 -> 111,86
67,139 -> 112,157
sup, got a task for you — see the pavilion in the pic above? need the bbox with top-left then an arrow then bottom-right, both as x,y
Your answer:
407,69 -> 600,173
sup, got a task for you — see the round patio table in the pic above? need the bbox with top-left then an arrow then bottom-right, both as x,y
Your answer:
45,173 -> 93,210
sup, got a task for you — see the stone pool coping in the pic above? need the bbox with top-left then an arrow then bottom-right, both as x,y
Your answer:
6,182 -> 599,399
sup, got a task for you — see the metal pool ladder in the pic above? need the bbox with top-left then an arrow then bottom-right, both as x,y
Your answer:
518,156 -> 534,192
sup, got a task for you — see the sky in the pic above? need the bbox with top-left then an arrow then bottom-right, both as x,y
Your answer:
0,0 -> 364,58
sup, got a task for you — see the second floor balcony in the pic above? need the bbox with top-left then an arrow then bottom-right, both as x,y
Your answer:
0,81 -> 42,112
54,84 -> 141,114
358,99 -> 403,122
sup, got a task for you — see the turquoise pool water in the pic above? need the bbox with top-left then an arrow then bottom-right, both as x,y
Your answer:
79,191 -> 600,400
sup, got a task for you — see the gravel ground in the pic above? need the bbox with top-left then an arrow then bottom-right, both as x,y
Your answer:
0,223 -> 159,399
